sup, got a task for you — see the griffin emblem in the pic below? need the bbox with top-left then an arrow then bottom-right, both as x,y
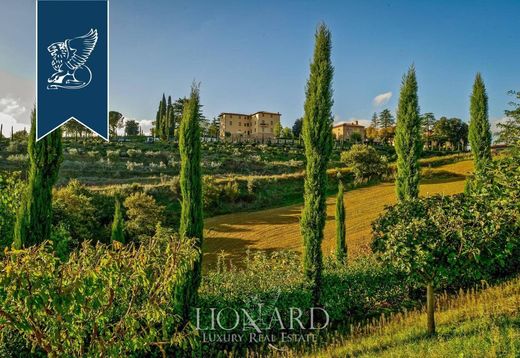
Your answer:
47,29 -> 98,90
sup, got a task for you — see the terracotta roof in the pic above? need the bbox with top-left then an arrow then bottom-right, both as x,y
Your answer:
333,122 -> 365,128
219,111 -> 281,117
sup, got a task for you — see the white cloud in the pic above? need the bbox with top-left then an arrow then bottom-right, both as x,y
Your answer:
372,92 -> 392,107
0,97 -> 27,117
136,119 -> 154,136
0,112 -> 28,134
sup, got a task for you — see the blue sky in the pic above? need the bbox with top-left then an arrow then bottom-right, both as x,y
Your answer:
0,0 -> 518,134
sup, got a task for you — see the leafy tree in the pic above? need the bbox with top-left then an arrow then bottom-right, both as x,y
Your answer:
370,112 -> 379,128
372,193 -> 518,335
341,144 -> 388,183
365,126 -> 379,143
110,197 -> 125,244
109,111 -> 124,138
349,131 -> 362,143
497,90 -> 520,146
300,23 -> 334,306
292,117 -> 303,138
175,84 -> 204,323
469,73 -> 492,174
63,120 -> 88,140
395,66 -> 422,202
14,110 -> 62,249
281,127 -> 293,138
432,117 -> 468,150
208,117 -> 220,139
420,112 -> 436,149
335,180 -> 346,263
123,192 -> 164,240
378,109 -> 395,144
273,122 -> 282,138
53,180 -> 97,247
124,119 -> 140,136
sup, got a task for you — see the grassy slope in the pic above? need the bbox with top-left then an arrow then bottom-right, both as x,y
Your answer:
308,276 -> 520,358
203,160 -> 474,267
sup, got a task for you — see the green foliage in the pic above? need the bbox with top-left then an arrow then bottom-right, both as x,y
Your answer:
335,181 -> 346,263
197,251 -> 408,352
124,119 -> 140,136
110,197 -> 125,243
292,117 -> 303,138
301,23 -> 334,306
497,90 -> 520,146
340,144 -> 388,183
14,110 -> 63,249
0,172 -> 24,248
349,131 -> 362,143
176,84 -> 204,322
395,66 -> 422,201
469,73 -> 492,173
432,117 -> 468,149
0,231 -> 198,356
52,180 -> 97,246
109,111 -> 124,138
123,191 -> 164,240
372,169 -> 519,334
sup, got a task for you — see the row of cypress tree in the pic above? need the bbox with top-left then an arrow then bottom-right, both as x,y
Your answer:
11,21 -> 492,334
303,24 -> 492,310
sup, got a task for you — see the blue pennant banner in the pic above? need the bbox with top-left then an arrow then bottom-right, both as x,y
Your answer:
37,0 -> 109,141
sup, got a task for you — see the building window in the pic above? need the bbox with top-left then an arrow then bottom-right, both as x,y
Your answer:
230,121 -> 232,125
239,122 -> 241,126
271,121 -> 273,125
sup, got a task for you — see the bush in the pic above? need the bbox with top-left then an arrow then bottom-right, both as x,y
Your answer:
0,172 -> 24,248
123,192 -> 164,240
0,229 -> 198,356
340,144 -> 388,183
52,180 -> 97,246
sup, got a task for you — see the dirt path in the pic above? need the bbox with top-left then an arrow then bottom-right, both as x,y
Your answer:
203,161 -> 473,268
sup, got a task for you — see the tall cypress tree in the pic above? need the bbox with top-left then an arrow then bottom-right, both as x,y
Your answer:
174,84 -> 204,322
469,73 -> 492,174
335,180 -> 346,263
13,109 -> 62,248
300,23 -> 334,306
110,197 -> 125,244
395,66 -> 422,202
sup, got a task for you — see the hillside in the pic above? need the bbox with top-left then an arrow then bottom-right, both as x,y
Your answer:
203,160 -> 474,267
304,276 -> 520,357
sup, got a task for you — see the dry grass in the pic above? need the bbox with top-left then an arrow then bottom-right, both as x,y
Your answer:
299,276 -> 520,358
203,160 -> 473,268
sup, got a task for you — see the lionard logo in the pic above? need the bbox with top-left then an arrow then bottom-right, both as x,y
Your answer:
46,28 -> 98,90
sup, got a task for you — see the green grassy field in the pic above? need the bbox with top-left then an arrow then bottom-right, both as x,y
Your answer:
203,160 -> 473,267
301,276 -> 520,358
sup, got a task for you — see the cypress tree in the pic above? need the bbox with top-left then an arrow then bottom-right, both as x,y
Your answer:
174,84 -> 204,322
110,197 -> 125,244
300,23 -> 334,306
335,180 -> 346,263
469,73 -> 492,174
13,109 -> 62,249
395,66 -> 422,202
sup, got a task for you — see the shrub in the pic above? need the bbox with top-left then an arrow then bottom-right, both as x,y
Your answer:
123,192 -> 164,240
6,154 -> 28,162
52,180 -> 97,247
340,144 -> 388,183
0,230 -> 199,356
0,172 -> 24,248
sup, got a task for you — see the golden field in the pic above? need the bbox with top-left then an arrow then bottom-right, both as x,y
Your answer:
203,160 -> 474,267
